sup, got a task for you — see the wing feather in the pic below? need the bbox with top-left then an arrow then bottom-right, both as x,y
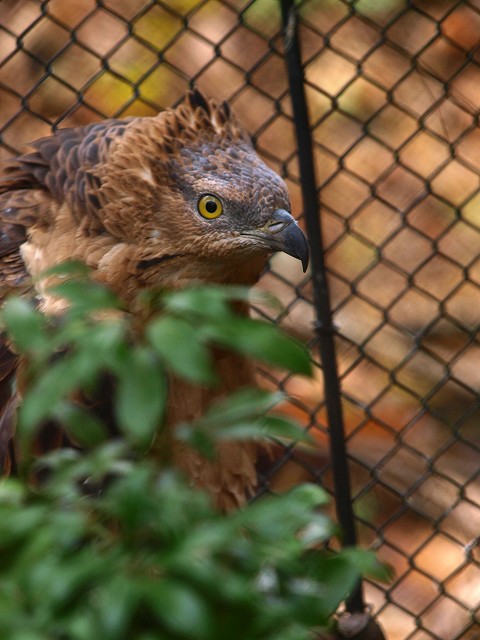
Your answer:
0,341 -> 18,473
0,119 -> 132,471
0,119 -> 131,228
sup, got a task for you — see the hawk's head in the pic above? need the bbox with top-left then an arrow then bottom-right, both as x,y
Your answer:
101,90 -> 309,288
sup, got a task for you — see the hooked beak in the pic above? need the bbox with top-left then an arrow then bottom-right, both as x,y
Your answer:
241,209 -> 309,272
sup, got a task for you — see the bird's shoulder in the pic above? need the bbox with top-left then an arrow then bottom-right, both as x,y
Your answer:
0,118 -> 133,227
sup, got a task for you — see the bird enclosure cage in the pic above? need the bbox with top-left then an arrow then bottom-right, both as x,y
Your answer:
1,1 -> 480,639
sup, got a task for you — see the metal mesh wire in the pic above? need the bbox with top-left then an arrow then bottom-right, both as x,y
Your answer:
1,1 -> 480,638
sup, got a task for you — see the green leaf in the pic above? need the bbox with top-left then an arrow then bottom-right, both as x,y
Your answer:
49,280 -> 121,313
302,554 -> 363,618
249,415 -> 312,443
175,424 -> 217,459
19,352 -> 96,435
240,486 -> 330,543
273,624 -> 312,640
53,403 -> 107,447
287,484 -> 330,508
147,315 -> 216,385
177,390 -> 307,452
163,285 -> 250,320
197,388 -> 283,430
147,580 -> 212,638
202,317 -> 312,376
82,321 -> 128,372
339,548 -> 393,582
299,514 -> 336,546
115,347 -> 166,447
197,415 -> 311,444
94,577 -> 140,637
0,480 -> 26,506
41,260 -> 91,279
2,298 -> 47,353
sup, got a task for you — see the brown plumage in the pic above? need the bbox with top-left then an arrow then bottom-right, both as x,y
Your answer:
0,90 -> 308,509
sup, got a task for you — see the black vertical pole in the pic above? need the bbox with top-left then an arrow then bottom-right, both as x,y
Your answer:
280,0 -> 364,614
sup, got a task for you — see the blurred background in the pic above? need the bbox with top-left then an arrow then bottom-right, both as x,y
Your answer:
1,1 -> 479,638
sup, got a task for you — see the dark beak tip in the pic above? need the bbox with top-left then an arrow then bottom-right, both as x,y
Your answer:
256,209 -> 310,271
279,217 -> 309,273
301,251 -> 309,273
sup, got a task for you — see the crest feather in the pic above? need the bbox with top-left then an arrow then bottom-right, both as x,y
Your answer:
160,89 -> 249,151
187,88 -> 211,115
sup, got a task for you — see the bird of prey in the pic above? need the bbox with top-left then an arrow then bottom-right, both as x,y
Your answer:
0,89 -> 309,509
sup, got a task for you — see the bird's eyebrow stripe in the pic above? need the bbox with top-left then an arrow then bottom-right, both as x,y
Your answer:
136,254 -> 184,269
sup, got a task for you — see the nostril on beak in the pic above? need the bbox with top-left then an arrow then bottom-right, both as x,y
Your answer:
267,220 -> 288,233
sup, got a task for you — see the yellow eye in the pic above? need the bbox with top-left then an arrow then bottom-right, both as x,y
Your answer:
198,194 -> 223,220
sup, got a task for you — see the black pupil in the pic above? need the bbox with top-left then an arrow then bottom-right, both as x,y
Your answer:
205,199 -> 217,214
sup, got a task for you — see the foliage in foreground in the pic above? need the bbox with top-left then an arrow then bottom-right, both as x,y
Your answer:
0,265 -> 388,639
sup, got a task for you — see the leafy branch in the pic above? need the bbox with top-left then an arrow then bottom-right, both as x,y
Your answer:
0,264 -> 390,639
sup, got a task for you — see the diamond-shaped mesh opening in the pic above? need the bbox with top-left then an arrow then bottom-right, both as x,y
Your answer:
1,1 -> 480,638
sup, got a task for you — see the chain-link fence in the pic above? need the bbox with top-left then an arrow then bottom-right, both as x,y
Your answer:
1,1 -> 480,638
